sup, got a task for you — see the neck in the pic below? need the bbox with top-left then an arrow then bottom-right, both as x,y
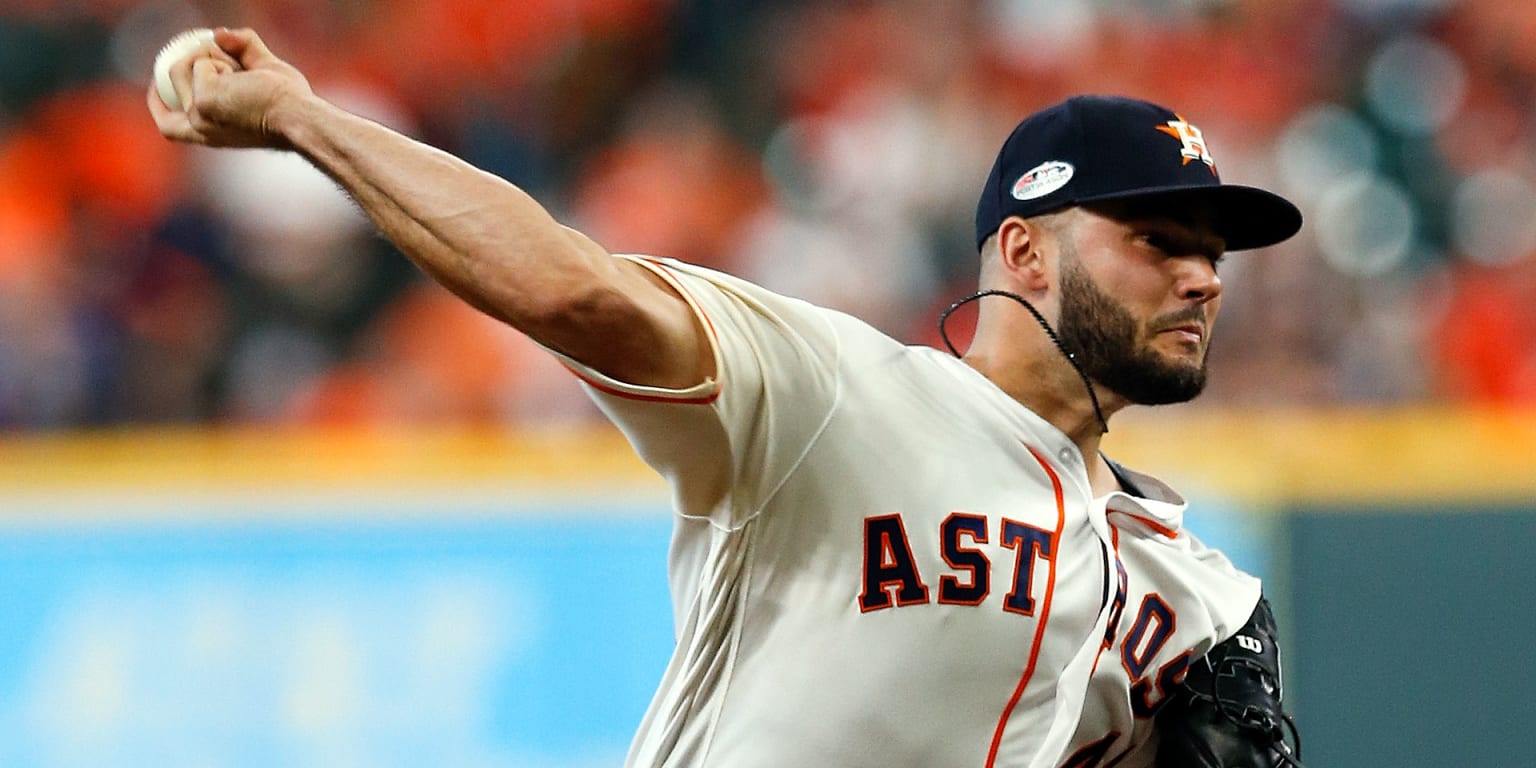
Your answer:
955,290 -> 1121,443
962,349 -> 1119,448
964,351 -> 1129,496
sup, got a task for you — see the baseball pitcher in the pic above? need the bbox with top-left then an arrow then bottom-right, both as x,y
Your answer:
150,28 -> 1302,768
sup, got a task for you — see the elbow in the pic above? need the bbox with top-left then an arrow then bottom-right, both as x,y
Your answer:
457,231 -> 617,333
490,253 -> 707,389
525,279 -> 672,381
448,238 -> 687,384
511,266 -> 644,353
525,279 -> 625,333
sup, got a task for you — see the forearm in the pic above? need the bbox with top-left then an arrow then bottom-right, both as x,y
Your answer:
269,94 -> 605,331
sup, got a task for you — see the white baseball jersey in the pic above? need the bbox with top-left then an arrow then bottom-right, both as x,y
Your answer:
554,255 -> 1262,768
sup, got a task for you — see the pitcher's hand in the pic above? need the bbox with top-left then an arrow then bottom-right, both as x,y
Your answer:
148,27 -> 314,150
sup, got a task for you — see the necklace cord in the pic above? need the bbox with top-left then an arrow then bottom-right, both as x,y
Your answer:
937,289 -> 1109,434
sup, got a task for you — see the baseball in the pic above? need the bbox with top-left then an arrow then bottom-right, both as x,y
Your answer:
152,28 -> 217,111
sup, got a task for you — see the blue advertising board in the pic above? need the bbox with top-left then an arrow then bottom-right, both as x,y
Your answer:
0,493 -> 676,767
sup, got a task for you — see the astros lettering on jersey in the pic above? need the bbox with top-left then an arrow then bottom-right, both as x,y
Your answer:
555,256 -> 1261,768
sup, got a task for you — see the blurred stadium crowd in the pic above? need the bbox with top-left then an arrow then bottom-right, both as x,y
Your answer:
2,0 -> 1535,429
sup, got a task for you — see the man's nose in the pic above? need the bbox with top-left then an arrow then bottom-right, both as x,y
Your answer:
1174,255 -> 1222,303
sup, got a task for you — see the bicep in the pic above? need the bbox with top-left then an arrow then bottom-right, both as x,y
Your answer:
528,230 -> 715,391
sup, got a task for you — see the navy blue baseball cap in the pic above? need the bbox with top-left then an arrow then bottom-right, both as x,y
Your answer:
975,95 -> 1302,252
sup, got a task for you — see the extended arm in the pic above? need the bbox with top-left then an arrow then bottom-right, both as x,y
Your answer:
148,28 -> 710,390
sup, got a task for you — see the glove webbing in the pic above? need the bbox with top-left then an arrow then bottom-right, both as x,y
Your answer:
1184,635 -> 1305,767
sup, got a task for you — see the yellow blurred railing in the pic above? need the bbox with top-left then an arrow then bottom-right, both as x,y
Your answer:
0,425 -> 660,495
1107,405 -> 1536,506
2,406 -> 1534,507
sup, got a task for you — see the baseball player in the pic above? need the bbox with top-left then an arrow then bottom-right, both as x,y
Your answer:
151,28 -> 1302,768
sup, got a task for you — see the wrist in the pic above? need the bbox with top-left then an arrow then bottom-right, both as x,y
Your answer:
263,89 -> 324,152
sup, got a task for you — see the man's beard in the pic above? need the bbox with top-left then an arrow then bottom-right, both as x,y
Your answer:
1056,256 -> 1209,405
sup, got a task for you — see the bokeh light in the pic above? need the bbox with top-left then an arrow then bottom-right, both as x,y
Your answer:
1365,35 -> 1468,135
1315,172 -> 1417,276
1451,168 -> 1536,267
1275,103 -> 1382,207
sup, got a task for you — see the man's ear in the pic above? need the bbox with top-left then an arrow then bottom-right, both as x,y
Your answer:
995,215 -> 1052,293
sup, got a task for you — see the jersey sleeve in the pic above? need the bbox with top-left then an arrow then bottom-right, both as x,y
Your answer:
552,255 -> 843,530
1170,528 -> 1264,644
1104,463 -> 1264,643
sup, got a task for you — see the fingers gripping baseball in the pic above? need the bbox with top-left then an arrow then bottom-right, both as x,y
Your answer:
148,27 -> 313,150
215,27 -> 284,71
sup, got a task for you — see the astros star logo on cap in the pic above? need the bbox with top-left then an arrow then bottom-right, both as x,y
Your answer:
1156,116 -> 1217,175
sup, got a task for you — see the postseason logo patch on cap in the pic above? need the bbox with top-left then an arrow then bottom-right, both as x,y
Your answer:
1012,161 -> 1075,201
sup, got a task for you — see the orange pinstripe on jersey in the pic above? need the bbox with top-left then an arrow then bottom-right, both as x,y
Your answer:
561,364 -> 722,405
985,446 -> 1067,767
1117,512 -> 1179,540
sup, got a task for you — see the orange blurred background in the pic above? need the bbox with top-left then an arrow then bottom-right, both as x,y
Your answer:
3,0 -> 1536,429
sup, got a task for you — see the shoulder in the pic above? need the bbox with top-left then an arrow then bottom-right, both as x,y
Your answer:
627,254 -> 910,354
623,255 -> 820,313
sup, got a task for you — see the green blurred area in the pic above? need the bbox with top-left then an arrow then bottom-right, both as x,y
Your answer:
1288,504 -> 1535,767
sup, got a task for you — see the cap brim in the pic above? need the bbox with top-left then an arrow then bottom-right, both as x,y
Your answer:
1076,184 -> 1303,252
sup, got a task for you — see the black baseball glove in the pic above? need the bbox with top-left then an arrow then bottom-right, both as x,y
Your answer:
1155,596 -> 1304,767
